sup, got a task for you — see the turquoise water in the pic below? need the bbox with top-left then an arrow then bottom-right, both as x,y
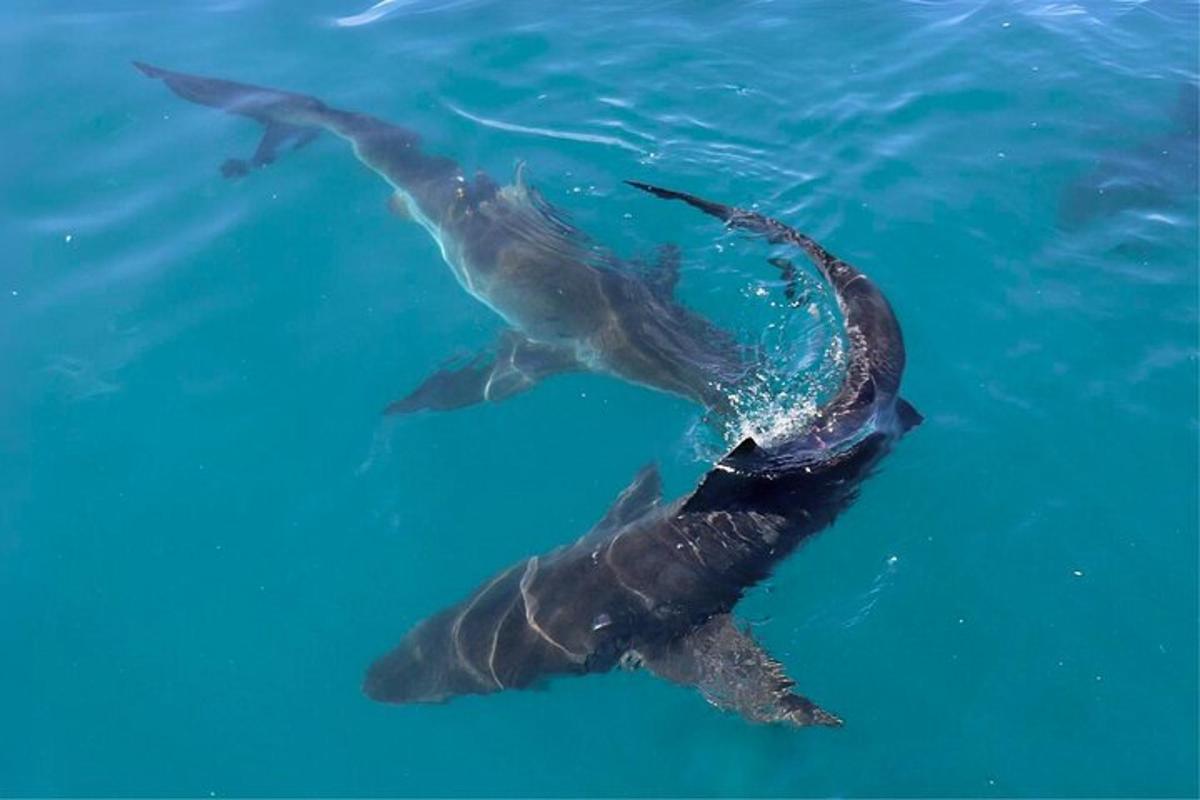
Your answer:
3,0 -> 1198,796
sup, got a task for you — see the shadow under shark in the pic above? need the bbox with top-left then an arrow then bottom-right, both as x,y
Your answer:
133,62 -> 755,415
364,186 -> 922,726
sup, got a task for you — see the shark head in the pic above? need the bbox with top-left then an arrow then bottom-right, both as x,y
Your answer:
362,611 -> 492,704
362,621 -> 446,703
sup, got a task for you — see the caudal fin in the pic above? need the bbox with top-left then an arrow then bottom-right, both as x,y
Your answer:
133,61 -> 326,177
132,61 -> 451,195
628,179 -> 910,420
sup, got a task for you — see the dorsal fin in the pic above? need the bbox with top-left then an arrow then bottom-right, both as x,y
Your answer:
681,431 -> 889,517
585,464 -> 663,538
680,438 -> 766,516
500,161 -> 586,244
729,436 -> 759,457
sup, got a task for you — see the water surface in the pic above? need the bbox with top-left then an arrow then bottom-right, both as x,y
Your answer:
2,0 -> 1197,796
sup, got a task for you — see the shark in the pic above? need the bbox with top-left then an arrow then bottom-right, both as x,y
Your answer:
1060,82 -> 1199,230
133,62 -> 755,415
363,185 -> 922,726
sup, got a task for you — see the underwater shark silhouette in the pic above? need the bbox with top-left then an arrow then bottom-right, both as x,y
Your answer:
363,185 -> 922,726
133,62 -> 753,415
1060,82 -> 1199,229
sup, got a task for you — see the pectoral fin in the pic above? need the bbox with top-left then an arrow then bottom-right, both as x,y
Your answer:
640,614 -> 842,727
385,331 -> 579,414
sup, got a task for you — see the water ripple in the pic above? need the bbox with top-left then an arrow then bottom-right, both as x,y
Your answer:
444,102 -> 651,156
29,203 -> 247,315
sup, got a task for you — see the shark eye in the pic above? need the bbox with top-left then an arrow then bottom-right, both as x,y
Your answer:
591,612 -> 613,631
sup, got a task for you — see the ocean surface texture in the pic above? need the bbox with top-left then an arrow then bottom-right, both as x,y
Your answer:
2,1 -> 1197,796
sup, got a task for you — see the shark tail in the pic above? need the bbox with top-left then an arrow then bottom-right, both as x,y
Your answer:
627,179 -> 915,421
132,61 -> 325,119
624,180 -> 856,295
626,181 -> 923,520
133,61 -> 338,177
132,62 -> 440,185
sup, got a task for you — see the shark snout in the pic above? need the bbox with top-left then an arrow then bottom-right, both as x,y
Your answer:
363,636 -> 439,704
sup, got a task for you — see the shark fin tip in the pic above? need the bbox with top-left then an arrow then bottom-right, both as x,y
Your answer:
730,437 -> 759,456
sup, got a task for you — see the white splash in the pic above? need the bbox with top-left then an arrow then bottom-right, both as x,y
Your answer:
720,285 -> 848,450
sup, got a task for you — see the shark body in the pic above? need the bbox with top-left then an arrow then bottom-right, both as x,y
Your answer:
364,186 -> 922,726
134,62 -> 751,414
